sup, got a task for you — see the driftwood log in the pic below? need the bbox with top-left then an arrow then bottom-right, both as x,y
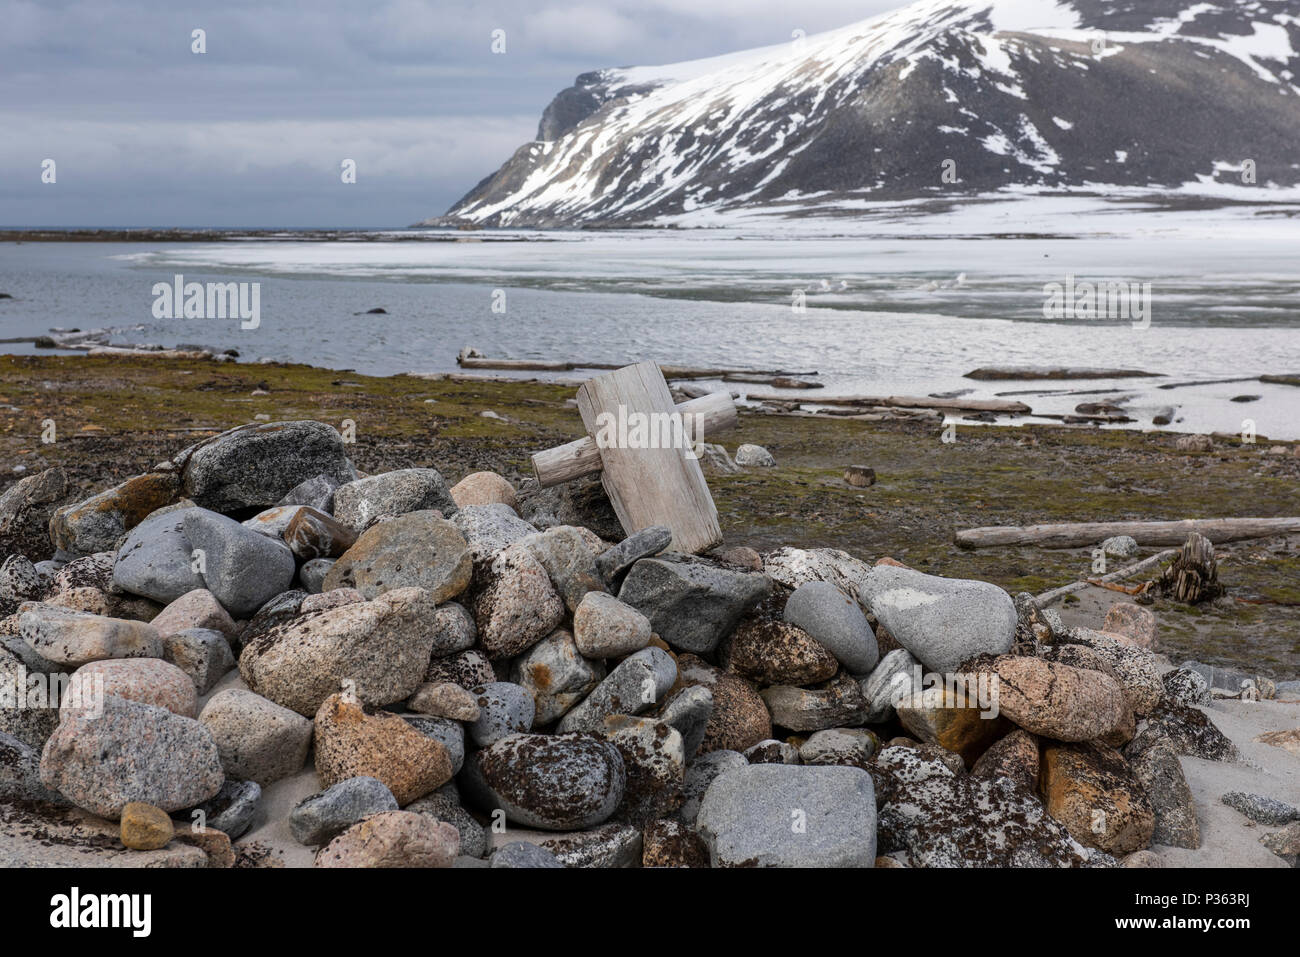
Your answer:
956,517 -> 1300,549
1035,549 -> 1178,606
531,390 -> 736,487
746,394 -> 1031,414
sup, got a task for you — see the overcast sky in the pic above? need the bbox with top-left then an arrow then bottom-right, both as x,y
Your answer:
0,0 -> 902,227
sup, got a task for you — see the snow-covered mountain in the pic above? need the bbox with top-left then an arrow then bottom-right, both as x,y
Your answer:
429,0 -> 1300,227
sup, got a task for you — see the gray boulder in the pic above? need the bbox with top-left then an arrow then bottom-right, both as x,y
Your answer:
333,468 -> 457,531
783,580 -> 878,674
557,646 -> 676,734
617,554 -> 768,654
111,509 -> 206,604
857,565 -> 1015,674
182,509 -> 297,618
39,695 -> 224,819
178,421 -> 354,512
697,763 -> 878,867
467,682 -> 535,747
290,776 -> 399,845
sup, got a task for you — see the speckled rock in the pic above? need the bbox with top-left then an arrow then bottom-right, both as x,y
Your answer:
275,473 -> 340,513
50,471 -> 180,557
698,763 -> 877,867
594,525 -> 671,585
400,716 -> 465,775
573,591 -> 651,658
1061,627 -> 1164,715
406,788 -> 488,858
970,729 -> 1040,791
680,750 -> 747,825
0,648 -> 61,750
314,811 -> 458,868
322,510 -> 470,601
782,581 -> 878,675
150,588 -> 237,640
1163,668 -> 1211,707
19,605 -> 162,667
468,682 -> 535,747
0,555 -> 42,615
233,589 -> 306,653
602,714 -> 685,824
1131,740 -> 1200,849
857,566 -> 1016,675
490,841 -> 564,868
642,818 -> 709,868
618,554 -> 768,655
556,646 -> 676,734
65,657 -> 198,718
239,586 -> 438,716
1125,704 -> 1238,762
462,732 -> 626,830
1042,741 -> 1155,856
744,739 -> 801,764
761,672 -> 869,732
39,695 -> 224,819
290,776 -> 399,845
1221,791 -> 1300,826
0,731 -> 65,803
333,468 -> 457,531
656,684 -> 713,760
283,506 -> 357,561
470,543 -> 565,660
450,504 -> 537,563
182,779 -> 261,839
179,421 -> 354,513
1100,535 -> 1139,558
1102,602 -> 1157,648
860,648 -> 920,724
299,558 -> 334,593
1260,822 -> 1300,862
509,628 -> 604,724
762,546 -> 873,595
522,525 -> 606,613
313,693 -> 452,805
299,588 -> 363,614
722,617 -> 838,686
408,681 -> 481,721
182,508 -> 297,618
677,655 -> 771,754
0,466 -> 66,561
425,648 -> 496,690
880,772 -> 1091,867
199,688 -> 314,786
800,727 -> 879,767
974,655 -> 1128,742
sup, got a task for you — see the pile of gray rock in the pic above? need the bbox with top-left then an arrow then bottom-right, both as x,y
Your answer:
1,419 -> 1295,868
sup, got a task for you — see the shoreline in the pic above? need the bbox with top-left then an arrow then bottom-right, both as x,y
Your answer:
2,352 -> 1298,679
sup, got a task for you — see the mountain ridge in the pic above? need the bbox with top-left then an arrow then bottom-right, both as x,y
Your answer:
425,0 -> 1300,227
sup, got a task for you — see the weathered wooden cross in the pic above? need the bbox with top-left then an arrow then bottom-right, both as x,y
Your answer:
531,361 -> 738,554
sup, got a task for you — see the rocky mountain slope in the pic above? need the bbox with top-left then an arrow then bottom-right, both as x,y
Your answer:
428,0 -> 1300,227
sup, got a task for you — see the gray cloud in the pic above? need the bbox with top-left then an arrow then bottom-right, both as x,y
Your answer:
0,0 -> 900,225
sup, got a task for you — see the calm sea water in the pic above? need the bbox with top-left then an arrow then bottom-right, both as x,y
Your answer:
2,230 -> 1299,437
